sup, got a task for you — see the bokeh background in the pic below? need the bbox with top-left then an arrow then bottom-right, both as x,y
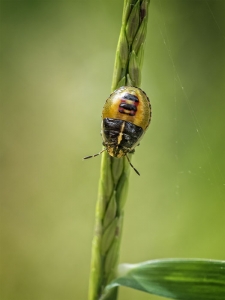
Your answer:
1,1 -> 225,299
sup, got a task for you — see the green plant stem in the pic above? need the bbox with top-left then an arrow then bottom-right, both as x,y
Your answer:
88,1 -> 150,300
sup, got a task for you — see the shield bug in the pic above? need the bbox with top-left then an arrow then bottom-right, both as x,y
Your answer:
84,86 -> 151,175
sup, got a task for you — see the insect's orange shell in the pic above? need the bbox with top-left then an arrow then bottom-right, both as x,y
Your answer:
102,86 -> 151,131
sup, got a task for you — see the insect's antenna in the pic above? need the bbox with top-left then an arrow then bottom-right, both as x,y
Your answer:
125,154 -> 140,176
83,149 -> 106,160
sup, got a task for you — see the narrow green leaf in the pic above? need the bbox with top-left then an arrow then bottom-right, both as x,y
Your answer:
105,259 -> 225,300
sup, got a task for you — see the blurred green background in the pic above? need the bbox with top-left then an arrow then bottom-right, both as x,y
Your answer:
1,1 -> 225,300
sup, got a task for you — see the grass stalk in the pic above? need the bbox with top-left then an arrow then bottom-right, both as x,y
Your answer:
88,1 -> 150,300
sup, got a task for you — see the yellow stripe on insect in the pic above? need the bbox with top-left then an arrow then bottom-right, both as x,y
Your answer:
124,99 -> 135,105
117,121 -> 125,145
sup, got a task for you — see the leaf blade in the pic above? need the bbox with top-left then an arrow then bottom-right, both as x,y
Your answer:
105,259 -> 225,300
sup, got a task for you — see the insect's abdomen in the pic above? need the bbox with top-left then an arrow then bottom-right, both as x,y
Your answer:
102,118 -> 143,157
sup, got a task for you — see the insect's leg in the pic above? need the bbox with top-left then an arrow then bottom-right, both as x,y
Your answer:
83,149 -> 106,159
125,154 -> 140,176
129,149 -> 135,154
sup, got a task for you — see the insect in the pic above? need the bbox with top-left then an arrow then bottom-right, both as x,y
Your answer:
84,86 -> 151,175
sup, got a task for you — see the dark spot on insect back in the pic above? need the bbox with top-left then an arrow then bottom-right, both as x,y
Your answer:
122,93 -> 139,102
119,103 -> 137,111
